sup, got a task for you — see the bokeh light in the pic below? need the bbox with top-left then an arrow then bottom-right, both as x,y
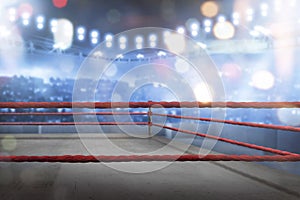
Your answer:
193,83 -> 213,102
135,35 -> 143,49
1,135 -> 17,151
246,8 -> 254,22
119,36 -> 127,43
213,21 -> 235,40
104,33 -> 113,48
250,70 -> 275,90
90,30 -> 99,44
200,1 -> 219,18
8,7 -> 17,22
149,34 -> 157,47
217,15 -> 226,23
232,12 -> 240,25
203,19 -> 212,33
90,30 -> 99,38
120,43 -> 126,49
52,0 -> 68,8
135,36 -> 143,43
36,15 -> 45,30
105,34 -> 113,41
277,108 -> 300,126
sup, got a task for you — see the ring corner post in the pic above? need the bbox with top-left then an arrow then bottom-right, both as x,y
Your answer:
147,101 -> 152,137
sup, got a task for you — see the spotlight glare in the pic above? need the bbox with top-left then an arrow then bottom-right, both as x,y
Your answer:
9,16 -> 16,22
233,19 -> 239,25
120,43 -> 126,49
186,18 -> 199,30
260,3 -> 268,10
119,36 -> 127,43
247,16 -> 253,22
261,11 -> 268,17
21,12 -> 30,19
149,34 -> 157,41
217,15 -> 226,22
246,8 -> 254,15
232,12 -> 240,19
37,23 -> 44,30
246,9 -> 254,22
177,26 -> 185,34
22,19 -> 29,26
204,27 -> 211,33
50,19 -> 57,27
91,30 -> 99,38
36,16 -> 44,23
78,34 -> 84,41
150,41 -> 156,47
106,41 -> 112,48
204,19 -> 212,27
191,30 -> 198,37
135,36 -> 143,43
105,34 -> 113,41
77,27 -> 85,34
8,8 -> 16,15
163,30 -> 171,38
91,38 -> 98,44
191,23 -> 199,30
51,27 -> 57,33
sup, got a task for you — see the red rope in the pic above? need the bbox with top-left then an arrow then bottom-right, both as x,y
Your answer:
0,112 -> 147,116
1,101 -> 300,163
153,123 -> 297,156
1,101 -> 300,108
0,122 -> 148,126
152,113 -> 300,132
0,154 -> 300,162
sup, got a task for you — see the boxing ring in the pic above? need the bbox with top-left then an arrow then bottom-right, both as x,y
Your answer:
0,101 -> 300,199
0,101 -> 300,162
